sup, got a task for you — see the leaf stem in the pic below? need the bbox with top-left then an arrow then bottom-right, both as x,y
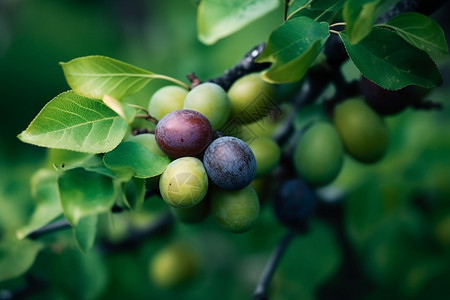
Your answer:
151,74 -> 191,90
286,0 -> 313,21
253,230 -> 296,300
329,22 -> 346,28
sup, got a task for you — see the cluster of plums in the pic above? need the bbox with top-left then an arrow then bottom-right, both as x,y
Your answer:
146,73 -> 276,233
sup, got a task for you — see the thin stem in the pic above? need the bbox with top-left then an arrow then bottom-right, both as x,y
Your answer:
286,0 -> 313,21
329,29 -> 340,35
253,230 -> 296,300
28,219 -> 72,240
329,22 -> 346,28
151,74 -> 191,90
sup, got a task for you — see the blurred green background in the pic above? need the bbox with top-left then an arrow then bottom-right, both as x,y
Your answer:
1,0 -> 450,299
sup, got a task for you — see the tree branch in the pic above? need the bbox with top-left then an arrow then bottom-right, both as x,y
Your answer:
253,230 -> 296,300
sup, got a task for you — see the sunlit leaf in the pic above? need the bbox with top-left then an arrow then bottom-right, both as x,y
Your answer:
256,17 -> 330,83
18,91 -> 128,153
103,141 -> 170,180
60,56 -> 188,100
343,0 -> 381,44
0,236 -> 44,281
16,169 -> 62,239
58,168 -> 118,226
384,12 -> 449,61
340,28 -> 442,90
197,0 -> 280,45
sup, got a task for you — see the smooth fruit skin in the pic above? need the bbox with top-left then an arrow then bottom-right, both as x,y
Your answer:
183,82 -> 231,131
274,179 -> 315,231
227,73 -> 275,124
333,98 -> 389,163
248,137 -> 281,177
155,109 -> 213,158
293,122 -> 344,186
150,243 -> 198,288
159,157 -> 208,208
203,136 -> 257,190
148,85 -> 187,121
211,185 -> 260,233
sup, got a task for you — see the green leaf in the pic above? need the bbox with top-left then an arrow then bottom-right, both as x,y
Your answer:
60,56 -> 188,100
287,0 -> 310,20
73,215 -> 98,252
255,17 -> 330,83
18,91 -> 128,153
16,169 -> 62,239
103,141 -> 170,180
343,0 -> 381,44
197,0 -> 280,45
310,0 -> 345,11
287,0 -> 344,21
58,168 -> 118,226
384,12 -> 449,61
122,177 -> 146,211
0,236 -> 44,281
103,95 -> 138,124
340,27 -> 443,90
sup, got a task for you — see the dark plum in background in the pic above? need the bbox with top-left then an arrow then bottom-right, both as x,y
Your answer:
155,109 -> 213,158
203,136 -> 256,190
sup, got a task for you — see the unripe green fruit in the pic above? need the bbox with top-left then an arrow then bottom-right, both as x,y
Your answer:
150,243 -> 198,288
227,73 -> 275,124
294,122 -> 344,186
211,185 -> 260,233
159,157 -> 208,208
149,85 -> 187,121
183,82 -> 231,131
333,98 -> 389,163
126,133 -> 167,157
248,137 -> 281,177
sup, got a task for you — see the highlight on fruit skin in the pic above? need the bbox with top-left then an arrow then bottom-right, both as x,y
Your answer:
210,185 -> 260,233
333,98 -> 389,164
159,157 -> 209,208
293,122 -> 344,187
154,109 -> 213,158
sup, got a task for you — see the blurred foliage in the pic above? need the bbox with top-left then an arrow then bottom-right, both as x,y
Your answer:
1,0 -> 450,299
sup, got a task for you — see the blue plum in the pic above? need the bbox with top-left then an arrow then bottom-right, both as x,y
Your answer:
203,136 -> 256,190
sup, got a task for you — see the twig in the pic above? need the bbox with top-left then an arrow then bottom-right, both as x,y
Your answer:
208,43 -> 271,90
27,219 -> 71,240
253,230 -> 296,300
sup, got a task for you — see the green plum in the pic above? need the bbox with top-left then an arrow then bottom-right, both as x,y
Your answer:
159,157 -> 208,208
211,185 -> 260,233
293,122 -> 344,186
148,85 -> 187,121
248,137 -> 281,177
149,243 -> 198,288
183,82 -> 231,131
333,98 -> 389,163
227,73 -> 275,124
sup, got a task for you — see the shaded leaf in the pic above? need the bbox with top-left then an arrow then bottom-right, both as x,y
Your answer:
197,0 -> 280,45
103,141 -> 170,179
18,91 -> 128,153
0,236 -> 44,281
122,177 -> 146,211
58,168 -> 118,226
74,215 -> 98,252
256,17 -> 330,83
343,0 -> 381,44
340,28 -> 442,90
384,12 -> 449,61
16,169 -> 62,239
